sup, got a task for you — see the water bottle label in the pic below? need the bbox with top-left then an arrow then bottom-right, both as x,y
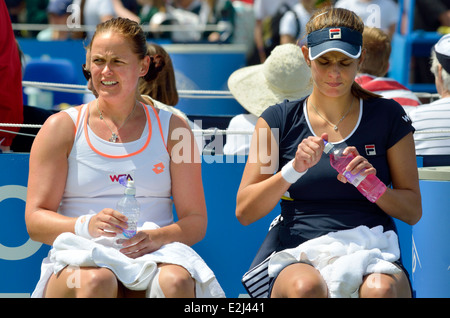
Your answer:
343,170 -> 366,187
122,228 -> 136,239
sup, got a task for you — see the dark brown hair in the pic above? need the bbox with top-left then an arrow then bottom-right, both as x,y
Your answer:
139,43 -> 179,106
90,17 -> 165,82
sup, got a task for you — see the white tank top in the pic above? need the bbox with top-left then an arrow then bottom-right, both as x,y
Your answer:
59,102 -> 174,227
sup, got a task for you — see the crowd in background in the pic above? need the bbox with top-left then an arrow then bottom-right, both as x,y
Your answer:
4,0 -> 450,156
5,0 -> 242,43
8,1 -> 450,66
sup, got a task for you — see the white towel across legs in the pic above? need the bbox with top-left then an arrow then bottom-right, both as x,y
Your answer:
32,222 -> 225,298
268,225 -> 402,298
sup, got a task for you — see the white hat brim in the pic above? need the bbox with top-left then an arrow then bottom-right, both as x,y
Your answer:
228,64 -> 312,117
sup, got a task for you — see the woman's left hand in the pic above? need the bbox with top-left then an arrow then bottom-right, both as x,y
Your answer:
118,230 -> 162,258
338,146 -> 377,183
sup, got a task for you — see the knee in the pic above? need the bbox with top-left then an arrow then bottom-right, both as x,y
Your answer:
289,276 -> 328,298
78,268 -> 118,298
158,265 -> 195,297
271,263 -> 328,298
360,274 -> 398,298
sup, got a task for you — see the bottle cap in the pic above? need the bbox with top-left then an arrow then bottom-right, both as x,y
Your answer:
124,180 -> 136,195
323,140 -> 334,154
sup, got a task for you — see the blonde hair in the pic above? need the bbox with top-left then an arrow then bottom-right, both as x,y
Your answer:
305,8 -> 381,100
360,27 -> 391,77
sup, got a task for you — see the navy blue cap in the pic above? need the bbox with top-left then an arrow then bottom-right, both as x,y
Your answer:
434,34 -> 450,74
307,27 -> 362,60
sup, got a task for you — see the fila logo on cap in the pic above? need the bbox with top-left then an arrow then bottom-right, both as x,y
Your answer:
329,28 -> 341,39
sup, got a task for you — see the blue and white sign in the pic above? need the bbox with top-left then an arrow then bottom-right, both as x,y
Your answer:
0,154 -> 50,297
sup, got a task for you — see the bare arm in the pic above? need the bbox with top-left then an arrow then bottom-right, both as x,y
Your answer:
339,132 -> 422,225
236,118 -> 324,225
161,114 -> 207,246
377,132 -> 422,225
25,112 -> 76,245
254,20 -> 267,63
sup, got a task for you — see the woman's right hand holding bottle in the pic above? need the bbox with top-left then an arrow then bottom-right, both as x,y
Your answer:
293,133 -> 328,172
88,208 -> 129,238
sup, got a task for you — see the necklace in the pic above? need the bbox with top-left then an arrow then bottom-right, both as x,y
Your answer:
96,100 -> 137,142
309,97 -> 354,131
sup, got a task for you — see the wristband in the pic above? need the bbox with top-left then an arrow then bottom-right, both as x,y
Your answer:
74,214 -> 94,239
281,159 -> 307,184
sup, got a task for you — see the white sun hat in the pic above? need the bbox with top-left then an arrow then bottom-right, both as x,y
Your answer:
227,43 -> 313,117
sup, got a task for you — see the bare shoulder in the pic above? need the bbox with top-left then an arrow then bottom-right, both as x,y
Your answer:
31,109 -> 77,157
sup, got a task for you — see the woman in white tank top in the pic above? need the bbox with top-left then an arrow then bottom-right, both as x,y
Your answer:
25,18 -> 213,298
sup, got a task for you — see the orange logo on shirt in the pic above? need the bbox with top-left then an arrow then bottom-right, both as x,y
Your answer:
152,162 -> 165,174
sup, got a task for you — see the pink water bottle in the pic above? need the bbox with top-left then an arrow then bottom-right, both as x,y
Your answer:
323,141 -> 387,203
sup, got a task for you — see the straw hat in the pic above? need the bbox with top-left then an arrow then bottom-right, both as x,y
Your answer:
228,44 -> 312,117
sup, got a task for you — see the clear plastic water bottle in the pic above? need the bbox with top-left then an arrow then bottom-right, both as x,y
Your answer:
116,179 -> 140,239
323,141 -> 387,203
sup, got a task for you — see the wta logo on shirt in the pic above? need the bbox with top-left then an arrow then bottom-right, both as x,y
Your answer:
109,174 -> 134,183
329,28 -> 342,39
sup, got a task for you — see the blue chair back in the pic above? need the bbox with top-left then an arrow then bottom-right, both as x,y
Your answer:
23,58 -> 83,108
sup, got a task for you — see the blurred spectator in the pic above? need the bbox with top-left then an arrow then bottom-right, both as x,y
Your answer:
409,34 -> 450,155
204,0 -> 235,43
0,0 -> 23,153
356,26 -> 421,115
174,0 -> 211,40
173,0 -> 207,14
414,0 -> 450,32
111,0 -> 140,22
37,0 -> 72,40
72,0 -> 115,40
6,0 -> 25,36
412,0 -> 450,86
251,0 -> 298,64
335,0 -> 398,38
120,0 -> 140,15
229,0 -> 255,55
138,0 -> 166,25
149,0 -> 211,42
279,0 -> 315,45
6,0 -> 24,23
26,0 -> 50,36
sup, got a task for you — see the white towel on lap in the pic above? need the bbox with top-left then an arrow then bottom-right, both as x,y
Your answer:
47,222 -> 225,298
268,225 -> 401,298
